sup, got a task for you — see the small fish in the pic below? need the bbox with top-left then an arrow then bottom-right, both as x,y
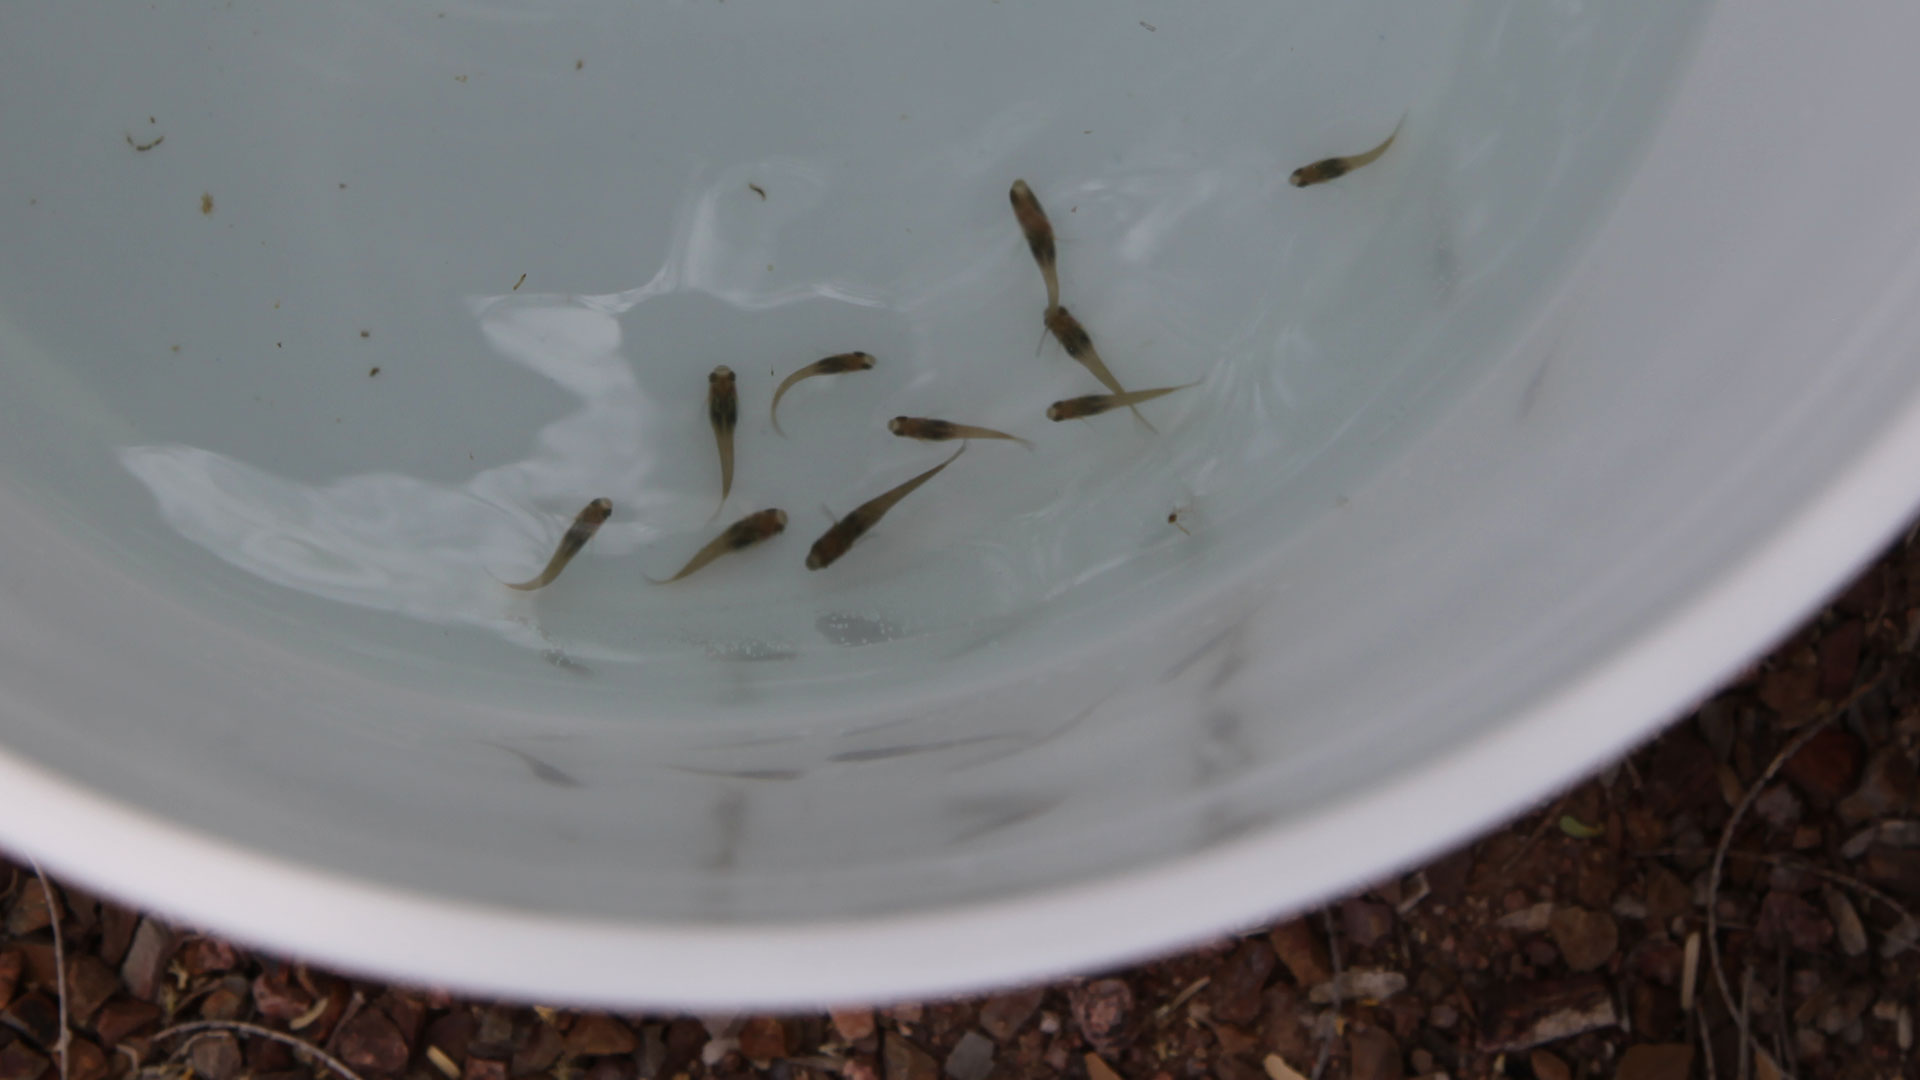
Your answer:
647,508 -> 787,583
1289,117 -> 1404,187
1044,305 -> 1154,431
888,416 -> 1033,450
1046,381 -> 1199,422
1009,179 -> 1060,314
806,445 -> 966,571
708,365 -> 738,515
770,351 -> 876,436
506,497 -> 613,590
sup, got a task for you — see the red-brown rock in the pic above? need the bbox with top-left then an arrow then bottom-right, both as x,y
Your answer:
738,1017 -> 788,1062
1783,728 -> 1864,803
830,1008 -> 877,1044
336,1008 -> 412,1075
188,1033 -> 245,1080
1070,978 -> 1133,1052
1347,1026 -> 1404,1080
117,919 -> 174,1001
564,1014 -> 637,1057
92,997 -> 161,1044
1268,920 -> 1331,988
976,990 -> 1043,1043
1210,941 -> 1277,1025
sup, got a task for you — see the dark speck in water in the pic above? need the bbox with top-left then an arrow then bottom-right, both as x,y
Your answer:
126,132 -> 164,152
574,59 -> 584,70
199,193 -> 214,215
748,182 -> 767,200
359,329 -> 370,339
368,366 -> 380,377
816,611 -> 901,646
1140,20 -> 1156,30
542,648 -> 592,676
512,272 -> 527,291
491,743 -> 582,787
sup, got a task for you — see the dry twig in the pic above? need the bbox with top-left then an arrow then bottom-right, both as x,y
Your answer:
27,858 -> 70,1080
154,1020 -> 371,1080
1310,907 -> 1343,1080
1704,674 -> 1885,1080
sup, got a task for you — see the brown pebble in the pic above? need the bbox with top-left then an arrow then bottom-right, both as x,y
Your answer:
97,903 -> 138,968
1341,899 -> 1395,950
119,918 -> 176,1000
179,937 -> 242,975
189,1033 -> 245,1080
424,1010 -> 475,1068
1070,978 -> 1133,1052
1782,728 -> 1864,803
510,1014 -> 564,1075
380,991 -> 426,1047
829,1007 -> 876,1044
1211,940 -> 1277,1025
566,1014 -> 638,1057
251,966 -> 314,1022
1549,906 -> 1619,973
977,988 -> 1044,1043
1613,1043 -> 1693,1080
738,1016 -> 788,1061
1346,1026 -> 1403,1080
67,1038 -> 108,1080
200,981 -> 249,1021
335,1008 -> 411,1074
0,1042 -> 50,1080
3,990 -> 61,1047
883,1033 -> 940,1080
1268,919 -> 1332,988
5,882 -> 56,937
93,997 -> 161,1043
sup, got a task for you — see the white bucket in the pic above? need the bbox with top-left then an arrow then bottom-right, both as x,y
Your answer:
2,0 -> 1917,1007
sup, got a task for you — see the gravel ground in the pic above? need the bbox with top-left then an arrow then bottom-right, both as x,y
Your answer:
6,534 -> 1920,1080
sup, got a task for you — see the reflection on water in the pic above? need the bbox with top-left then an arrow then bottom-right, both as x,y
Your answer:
119,163 -> 888,660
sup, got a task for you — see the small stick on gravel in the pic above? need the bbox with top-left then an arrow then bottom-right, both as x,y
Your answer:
26,859 -> 70,1080
1706,675 -> 1883,1080
1153,976 -> 1211,1025
1696,1007 -> 1718,1080
1737,965 -> 1753,1080
1310,907 -> 1343,1080
154,1020 -> 372,1080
